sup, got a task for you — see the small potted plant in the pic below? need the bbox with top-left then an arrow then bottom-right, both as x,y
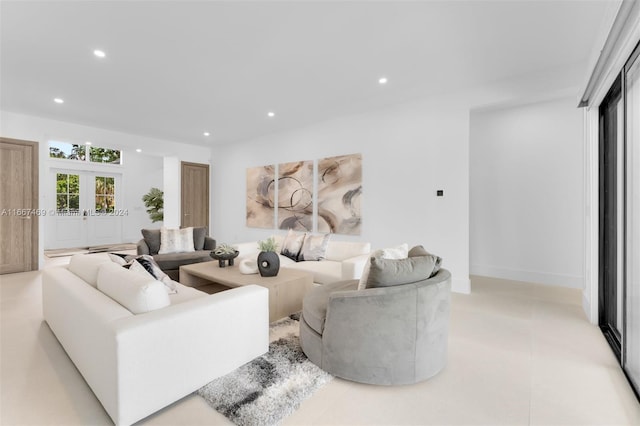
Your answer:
210,243 -> 239,267
257,237 -> 279,277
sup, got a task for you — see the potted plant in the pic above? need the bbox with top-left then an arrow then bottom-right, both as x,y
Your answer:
257,237 -> 279,277
210,243 -> 239,267
142,187 -> 164,223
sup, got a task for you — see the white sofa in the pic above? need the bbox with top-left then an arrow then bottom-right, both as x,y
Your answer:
42,253 -> 269,426
233,235 -> 371,285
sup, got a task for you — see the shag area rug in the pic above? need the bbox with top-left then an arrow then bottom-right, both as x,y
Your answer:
196,315 -> 333,426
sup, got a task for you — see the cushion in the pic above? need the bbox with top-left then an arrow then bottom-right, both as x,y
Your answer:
280,229 -> 305,261
97,262 -> 170,314
286,260 -> 342,285
193,227 -> 207,251
159,227 -> 195,254
364,255 -> 438,289
168,284 -> 206,306
67,253 -> 112,287
408,245 -> 442,277
324,241 -> 371,261
119,254 -> 178,294
151,251 -> 212,271
141,228 -> 161,255
298,233 -> 331,261
302,279 -> 359,335
357,243 -> 409,290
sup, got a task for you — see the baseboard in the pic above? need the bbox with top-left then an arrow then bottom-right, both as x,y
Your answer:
452,277 -> 471,294
470,264 -> 584,289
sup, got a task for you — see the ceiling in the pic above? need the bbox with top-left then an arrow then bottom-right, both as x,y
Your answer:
0,0 -> 616,146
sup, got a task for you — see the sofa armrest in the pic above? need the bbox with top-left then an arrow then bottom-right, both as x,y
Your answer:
204,236 -> 216,251
341,253 -> 370,280
112,285 -> 269,425
136,239 -> 150,255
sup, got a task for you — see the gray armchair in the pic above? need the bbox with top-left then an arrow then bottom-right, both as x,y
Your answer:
299,251 -> 451,385
137,227 -> 216,280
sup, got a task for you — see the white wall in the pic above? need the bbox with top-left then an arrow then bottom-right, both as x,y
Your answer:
212,95 -> 472,293
0,110 -> 211,267
469,97 -> 584,288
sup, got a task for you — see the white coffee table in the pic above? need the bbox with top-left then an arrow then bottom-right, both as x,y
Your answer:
179,261 -> 313,323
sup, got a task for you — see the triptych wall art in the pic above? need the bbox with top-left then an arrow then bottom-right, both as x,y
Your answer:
246,153 -> 362,235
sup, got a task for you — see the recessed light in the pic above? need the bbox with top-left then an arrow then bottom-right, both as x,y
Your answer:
136,148 -> 142,153
85,141 -> 92,145
54,98 -> 64,104
203,132 -> 210,136
93,49 -> 106,58
267,112 -> 275,118
378,77 -> 388,84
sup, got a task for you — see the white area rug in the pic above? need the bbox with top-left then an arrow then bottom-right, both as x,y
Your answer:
196,315 -> 332,426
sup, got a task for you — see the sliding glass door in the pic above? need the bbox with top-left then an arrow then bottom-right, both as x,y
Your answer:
624,44 -> 640,397
599,76 -> 623,358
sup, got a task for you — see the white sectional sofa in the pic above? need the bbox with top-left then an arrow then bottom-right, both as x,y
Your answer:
42,253 -> 269,426
234,235 -> 371,285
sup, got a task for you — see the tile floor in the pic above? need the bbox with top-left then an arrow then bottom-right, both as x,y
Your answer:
1,259 -> 639,425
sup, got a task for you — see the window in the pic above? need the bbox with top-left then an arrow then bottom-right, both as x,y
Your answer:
49,141 -> 121,164
56,173 -> 80,213
49,141 -> 85,161
90,147 -> 121,164
95,176 -> 115,213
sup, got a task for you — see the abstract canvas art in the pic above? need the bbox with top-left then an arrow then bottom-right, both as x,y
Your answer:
246,165 -> 275,229
317,153 -> 362,235
278,161 -> 313,231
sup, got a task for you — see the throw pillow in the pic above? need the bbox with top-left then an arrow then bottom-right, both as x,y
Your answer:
280,229 -> 305,261
408,245 -> 442,277
141,229 -> 162,254
298,233 -> 331,261
158,227 -> 195,254
357,243 -> 409,290
97,262 -> 170,314
192,226 -> 207,251
109,253 -> 178,294
108,252 -> 128,266
364,254 -> 438,289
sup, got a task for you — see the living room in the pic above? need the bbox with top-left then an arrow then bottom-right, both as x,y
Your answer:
1,1 -> 640,425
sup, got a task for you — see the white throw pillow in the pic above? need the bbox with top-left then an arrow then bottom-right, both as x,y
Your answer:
357,243 -> 409,290
158,227 -> 195,254
97,262 -> 170,314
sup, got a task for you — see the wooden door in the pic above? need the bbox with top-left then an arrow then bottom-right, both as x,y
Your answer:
0,138 -> 39,274
181,162 -> 209,229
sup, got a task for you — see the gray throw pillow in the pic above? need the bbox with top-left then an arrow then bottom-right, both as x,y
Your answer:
192,227 -> 207,251
365,255 -> 437,289
141,229 -> 161,255
298,233 -> 331,261
408,245 -> 442,277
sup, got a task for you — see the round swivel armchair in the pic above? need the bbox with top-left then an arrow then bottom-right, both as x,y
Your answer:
299,247 -> 451,385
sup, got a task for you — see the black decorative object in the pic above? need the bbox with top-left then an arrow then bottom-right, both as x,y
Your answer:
210,250 -> 239,268
258,251 -> 280,277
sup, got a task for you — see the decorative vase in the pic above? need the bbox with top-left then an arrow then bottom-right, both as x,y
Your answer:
210,250 -> 239,268
257,251 -> 280,277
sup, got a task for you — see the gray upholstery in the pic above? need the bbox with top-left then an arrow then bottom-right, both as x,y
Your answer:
137,227 -> 216,280
299,268 -> 451,385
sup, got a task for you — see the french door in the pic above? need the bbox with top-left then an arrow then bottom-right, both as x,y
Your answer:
46,170 -> 123,249
599,41 -> 640,398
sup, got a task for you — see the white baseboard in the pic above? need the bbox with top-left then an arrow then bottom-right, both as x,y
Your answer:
452,277 -> 471,294
470,264 -> 584,289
